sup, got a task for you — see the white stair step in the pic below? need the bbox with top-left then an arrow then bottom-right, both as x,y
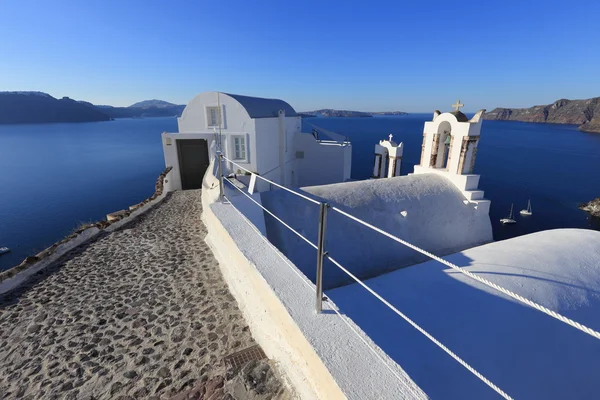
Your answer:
463,190 -> 484,201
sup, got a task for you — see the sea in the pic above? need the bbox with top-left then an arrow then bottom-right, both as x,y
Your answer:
1,115 -> 599,271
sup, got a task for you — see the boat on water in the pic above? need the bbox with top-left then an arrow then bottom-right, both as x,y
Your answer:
500,204 -> 517,224
0,247 -> 10,255
520,199 -> 533,216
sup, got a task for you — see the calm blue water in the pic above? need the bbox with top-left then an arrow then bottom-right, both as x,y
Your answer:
303,115 -> 600,241
1,115 -> 599,271
0,118 -> 176,270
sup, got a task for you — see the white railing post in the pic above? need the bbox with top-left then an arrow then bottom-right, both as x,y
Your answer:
315,202 -> 328,313
217,151 -> 224,202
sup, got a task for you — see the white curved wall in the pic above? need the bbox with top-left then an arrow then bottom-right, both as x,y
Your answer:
178,92 -> 253,133
261,174 -> 493,289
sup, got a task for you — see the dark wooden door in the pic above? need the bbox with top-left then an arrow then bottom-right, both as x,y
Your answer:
177,139 -> 209,190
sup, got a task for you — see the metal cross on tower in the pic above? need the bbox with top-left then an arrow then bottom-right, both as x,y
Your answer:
388,134 -> 393,141
452,100 -> 464,111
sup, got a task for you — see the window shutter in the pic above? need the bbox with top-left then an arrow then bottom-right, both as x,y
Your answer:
233,136 -> 246,160
206,107 -> 221,127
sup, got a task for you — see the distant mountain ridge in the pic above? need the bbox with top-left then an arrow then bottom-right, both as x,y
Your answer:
0,92 -> 110,124
99,102 -> 185,119
302,109 -> 407,118
0,91 -> 185,124
484,97 -> 600,133
129,99 -> 179,109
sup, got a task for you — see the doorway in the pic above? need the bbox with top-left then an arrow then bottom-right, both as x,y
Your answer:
177,139 -> 209,190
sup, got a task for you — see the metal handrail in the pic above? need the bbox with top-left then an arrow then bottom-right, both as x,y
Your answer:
330,204 -> 600,341
216,175 -> 511,398
218,153 -> 600,340
214,152 -> 600,398
220,154 -> 321,205
315,202 -> 328,312
223,177 -> 318,251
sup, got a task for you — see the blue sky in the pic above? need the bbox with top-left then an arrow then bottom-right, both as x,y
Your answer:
0,0 -> 598,112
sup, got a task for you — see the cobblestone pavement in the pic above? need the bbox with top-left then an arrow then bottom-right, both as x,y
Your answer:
0,190 -> 290,400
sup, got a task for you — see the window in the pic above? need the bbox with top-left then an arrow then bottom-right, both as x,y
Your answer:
233,136 -> 246,160
206,106 -> 221,127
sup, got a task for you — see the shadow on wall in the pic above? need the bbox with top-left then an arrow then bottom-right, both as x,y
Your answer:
262,197 -> 425,289
326,252 -> 600,399
260,175 -> 493,290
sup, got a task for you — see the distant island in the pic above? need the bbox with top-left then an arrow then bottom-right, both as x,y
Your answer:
301,109 -> 407,118
95,99 -> 185,119
0,92 -> 185,125
484,97 -> 600,133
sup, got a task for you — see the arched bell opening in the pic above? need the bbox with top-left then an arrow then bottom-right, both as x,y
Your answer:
435,121 -> 453,170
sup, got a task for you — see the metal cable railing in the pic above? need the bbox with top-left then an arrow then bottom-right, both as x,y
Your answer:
329,205 -> 600,341
325,253 -> 512,399
220,153 -> 320,205
221,192 -> 426,400
216,153 -> 600,398
224,176 -> 318,250
217,154 -> 513,398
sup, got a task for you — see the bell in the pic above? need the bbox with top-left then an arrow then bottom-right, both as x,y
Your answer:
444,135 -> 452,145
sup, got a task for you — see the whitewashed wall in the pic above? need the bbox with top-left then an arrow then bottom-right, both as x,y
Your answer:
254,118 -> 281,178
253,116 -> 301,189
294,133 -> 352,187
262,174 -> 493,289
285,116 -> 302,186
178,92 -> 253,134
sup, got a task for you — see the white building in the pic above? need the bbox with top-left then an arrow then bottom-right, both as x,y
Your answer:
412,101 -> 490,213
162,92 -> 351,191
372,134 -> 404,179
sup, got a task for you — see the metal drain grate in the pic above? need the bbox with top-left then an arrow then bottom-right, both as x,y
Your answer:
224,344 -> 266,369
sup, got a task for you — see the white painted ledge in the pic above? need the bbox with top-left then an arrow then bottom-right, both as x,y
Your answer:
201,187 -> 427,400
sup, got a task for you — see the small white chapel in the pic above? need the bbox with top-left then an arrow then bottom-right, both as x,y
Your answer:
162,92 -> 351,192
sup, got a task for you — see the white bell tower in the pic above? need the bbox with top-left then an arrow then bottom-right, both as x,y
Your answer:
372,134 -> 403,179
412,101 -> 490,214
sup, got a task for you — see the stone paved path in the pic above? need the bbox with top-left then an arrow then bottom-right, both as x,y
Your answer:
0,190 -> 289,400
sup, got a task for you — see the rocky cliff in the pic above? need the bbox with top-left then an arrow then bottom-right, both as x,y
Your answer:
580,198 -> 600,218
484,97 -> 600,133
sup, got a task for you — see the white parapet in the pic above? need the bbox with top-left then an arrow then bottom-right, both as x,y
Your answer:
201,188 -> 426,399
412,165 -> 490,214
